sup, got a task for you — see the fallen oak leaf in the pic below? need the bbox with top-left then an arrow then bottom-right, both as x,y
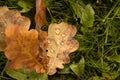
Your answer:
34,0 -> 49,72
47,22 -> 79,75
0,6 -> 30,51
35,0 -> 47,30
0,26 -> 6,51
0,6 -> 9,17
0,6 -> 9,51
4,24 -> 47,73
35,0 -> 48,55
37,29 -> 49,73
0,6 -> 30,29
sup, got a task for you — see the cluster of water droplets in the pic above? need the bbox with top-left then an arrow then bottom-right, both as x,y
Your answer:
55,28 -> 66,46
47,27 -> 67,53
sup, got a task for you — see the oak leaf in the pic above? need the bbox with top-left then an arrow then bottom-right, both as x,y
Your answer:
0,27 -> 6,51
4,24 -> 47,73
0,6 -> 30,29
0,6 -> 30,51
34,0 -> 49,72
37,29 -> 49,73
35,0 -> 47,30
0,7 -> 9,51
47,22 -> 79,75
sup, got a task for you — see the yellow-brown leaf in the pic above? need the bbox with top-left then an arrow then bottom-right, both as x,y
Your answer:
47,22 -> 79,75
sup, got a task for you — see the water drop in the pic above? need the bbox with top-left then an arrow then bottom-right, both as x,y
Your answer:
61,41 -> 64,45
57,42 -> 60,45
62,34 -> 65,37
51,49 -> 54,52
55,28 -> 60,35
48,40 -> 50,44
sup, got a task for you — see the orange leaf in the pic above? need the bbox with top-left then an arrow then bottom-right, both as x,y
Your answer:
4,24 -> 47,73
0,7 -> 9,51
47,22 -> 79,75
35,0 -> 47,30
0,6 -> 30,51
37,30 -> 49,73
34,0 -> 49,71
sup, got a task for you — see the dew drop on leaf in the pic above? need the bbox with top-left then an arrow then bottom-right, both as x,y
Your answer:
56,42 -> 60,45
61,42 -> 64,45
61,34 -> 65,37
51,49 -> 54,52
55,28 -> 60,35
48,40 -> 50,44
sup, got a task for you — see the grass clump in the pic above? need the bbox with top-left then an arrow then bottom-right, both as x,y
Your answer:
0,0 -> 120,80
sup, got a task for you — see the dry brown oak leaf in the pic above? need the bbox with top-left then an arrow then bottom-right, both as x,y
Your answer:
35,0 -> 47,30
0,6 -> 30,51
0,6 -> 30,29
34,0 -> 49,69
4,24 -> 48,73
47,22 -> 79,75
0,6 -> 10,51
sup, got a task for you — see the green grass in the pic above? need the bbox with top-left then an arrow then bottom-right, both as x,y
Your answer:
0,0 -> 120,80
